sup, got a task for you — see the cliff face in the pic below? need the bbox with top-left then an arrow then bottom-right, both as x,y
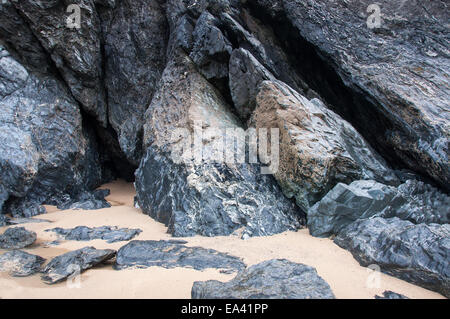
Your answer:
0,0 -> 448,296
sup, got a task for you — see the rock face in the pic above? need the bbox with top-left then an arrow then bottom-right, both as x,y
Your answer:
41,247 -> 116,284
308,180 -> 450,237
375,291 -> 409,300
0,227 -> 37,249
46,226 -> 142,243
0,250 -> 45,277
335,217 -> 450,298
135,53 -> 304,238
249,80 -> 398,211
192,259 -> 335,299
115,240 -> 245,273
0,44 -> 104,217
248,0 -> 449,191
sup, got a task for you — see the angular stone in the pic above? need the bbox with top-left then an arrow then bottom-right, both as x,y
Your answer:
0,250 -> 45,277
192,259 -> 335,299
57,189 -> 111,211
115,240 -> 245,273
0,227 -> 37,249
249,80 -> 398,211
46,226 -> 142,243
334,217 -> 450,298
41,247 -> 116,284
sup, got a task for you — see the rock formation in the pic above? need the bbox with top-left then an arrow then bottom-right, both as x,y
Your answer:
46,226 -> 142,243
0,227 -> 37,249
0,250 -> 45,277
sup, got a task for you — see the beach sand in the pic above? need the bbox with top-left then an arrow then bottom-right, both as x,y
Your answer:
0,180 -> 445,299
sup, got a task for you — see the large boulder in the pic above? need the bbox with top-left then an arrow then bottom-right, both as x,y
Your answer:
248,0 -> 450,191
0,46 -> 104,217
0,227 -> 37,249
136,53 -> 303,237
308,179 -> 450,237
335,217 -> 450,298
101,0 -> 168,165
115,240 -> 245,273
249,80 -> 398,211
192,259 -> 335,299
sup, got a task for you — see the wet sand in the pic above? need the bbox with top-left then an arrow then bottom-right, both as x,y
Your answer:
0,180 -> 445,299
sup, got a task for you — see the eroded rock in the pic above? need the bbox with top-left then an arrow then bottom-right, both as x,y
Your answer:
46,226 -> 142,243
375,291 -> 409,299
0,227 -> 36,249
0,250 -> 45,277
192,259 -> 335,299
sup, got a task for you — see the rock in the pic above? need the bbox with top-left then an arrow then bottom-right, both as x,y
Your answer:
0,45 -> 104,217
115,240 -> 245,273
375,291 -> 409,299
57,189 -> 111,211
0,250 -> 45,277
249,0 -> 450,191
192,259 -> 335,299
11,0 -> 108,125
137,52 -> 304,238
334,217 -> 450,298
0,227 -> 37,249
229,48 -> 276,120
41,247 -> 116,284
308,179 -> 450,237
46,226 -> 142,243
101,0 -> 168,165
6,217 -> 51,225
249,80 -> 398,211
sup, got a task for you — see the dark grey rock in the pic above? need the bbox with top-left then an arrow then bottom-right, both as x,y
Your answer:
192,259 -> 335,299
115,240 -> 245,273
308,179 -> 450,237
334,217 -> 450,298
0,214 -> 7,227
6,217 -> 51,225
0,250 -> 45,277
41,247 -> 116,284
57,189 -> 111,211
250,0 -> 450,191
229,48 -> 276,120
46,226 -> 142,243
375,291 -> 409,299
101,0 -> 168,165
0,227 -> 37,249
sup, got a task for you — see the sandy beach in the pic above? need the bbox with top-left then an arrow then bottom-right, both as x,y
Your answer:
0,180 -> 445,299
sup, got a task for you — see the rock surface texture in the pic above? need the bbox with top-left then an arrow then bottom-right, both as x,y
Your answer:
46,226 -> 142,243
0,227 -> 37,249
335,217 -> 450,298
0,250 -> 45,277
41,247 -> 116,284
115,240 -> 245,273
375,291 -> 409,299
192,259 -> 335,299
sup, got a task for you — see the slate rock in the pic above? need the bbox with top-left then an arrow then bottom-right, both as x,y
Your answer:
0,227 -> 37,249
308,179 -> 450,237
46,226 -> 142,243
334,217 -> 450,298
115,240 -> 245,273
0,250 -> 45,277
57,189 -> 111,211
41,247 -> 116,284
192,259 -> 335,299
375,291 -> 409,299
249,80 -> 398,211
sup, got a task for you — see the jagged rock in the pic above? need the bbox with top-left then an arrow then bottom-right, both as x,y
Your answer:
0,46 -> 104,217
46,226 -> 142,243
115,240 -> 245,273
375,291 -> 409,299
101,0 -> 168,165
308,180 -> 450,237
57,189 -> 111,211
0,250 -> 45,277
0,227 -> 36,249
249,80 -> 398,211
11,0 -> 107,125
6,217 -> 51,225
0,214 -> 7,227
137,53 -> 304,237
41,247 -> 116,284
229,48 -> 276,120
335,217 -> 450,298
192,259 -> 335,299
249,0 -> 450,191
